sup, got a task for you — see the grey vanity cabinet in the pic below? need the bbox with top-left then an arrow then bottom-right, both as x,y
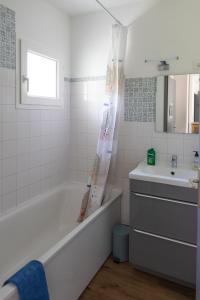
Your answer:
129,179 -> 198,286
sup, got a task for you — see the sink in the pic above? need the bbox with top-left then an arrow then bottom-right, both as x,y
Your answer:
129,162 -> 198,188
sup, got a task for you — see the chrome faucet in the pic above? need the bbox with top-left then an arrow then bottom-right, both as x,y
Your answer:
171,154 -> 177,168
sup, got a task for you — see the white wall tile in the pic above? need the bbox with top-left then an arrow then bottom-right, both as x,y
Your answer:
17,170 -> 30,189
0,71 -> 198,222
17,139 -> 30,155
29,182 -> 41,198
69,80 -> 200,225
2,140 -> 17,158
167,135 -> 184,156
2,175 -> 17,195
30,122 -> 41,137
0,86 -> 15,104
0,180 -> 2,196
30,110 -> 41,122
0,124 -> 3,141
2,123 -> 17,140
0,69 -> 70,215
17,109 -> 30,122
2,157 -> 17,177
17,186 -> 30,205
151,137 -> 167,155
183,135 -> 199,157
17,122 -> 30,139
2,192 -> 17,213
30,137 -> 41,152
2,105 -> 17,122
17,154 -> 30,172
30,151 -> 41,168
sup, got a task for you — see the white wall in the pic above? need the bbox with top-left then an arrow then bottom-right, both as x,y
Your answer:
125,0 -> 200,77
0,0 -> 71,215
0,0 -> 71,76
71,0 -> 161,78
70,0 -> 200,224
71,13 -> 111,78
72,0 -> 200,78
1,0 -> 199,223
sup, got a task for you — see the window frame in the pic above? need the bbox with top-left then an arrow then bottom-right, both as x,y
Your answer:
17,39 -> 63,109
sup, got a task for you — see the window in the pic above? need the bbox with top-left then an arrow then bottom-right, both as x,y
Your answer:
27,51 -> 57,98
18,39 -> 63,108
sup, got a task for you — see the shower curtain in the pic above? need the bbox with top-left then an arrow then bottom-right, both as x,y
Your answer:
78,24 -> 128,222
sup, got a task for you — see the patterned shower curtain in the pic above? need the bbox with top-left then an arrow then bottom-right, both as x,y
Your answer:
78,24 -> 128,222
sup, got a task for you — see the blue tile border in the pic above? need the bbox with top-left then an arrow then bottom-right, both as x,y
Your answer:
65,76 -> 106,83
66,75 -> 157,123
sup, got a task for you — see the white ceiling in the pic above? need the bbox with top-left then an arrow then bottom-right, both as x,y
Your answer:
47,0 -> 159,16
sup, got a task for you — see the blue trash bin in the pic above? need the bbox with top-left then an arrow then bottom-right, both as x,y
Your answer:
112,224 -> 129,263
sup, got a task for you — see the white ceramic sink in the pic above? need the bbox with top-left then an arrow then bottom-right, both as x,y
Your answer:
129,162 -> 199,188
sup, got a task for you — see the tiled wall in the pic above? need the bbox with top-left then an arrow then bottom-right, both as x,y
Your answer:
0,4 -> 70,215
124,77 -> 156,122
0,5 -> 16,69
0,67 -> 70,214
0,3 -> 198,224
69,79 -> 105,182
0,63 -> 197,222
117,122 -> 199,223
69,78 -> 199,224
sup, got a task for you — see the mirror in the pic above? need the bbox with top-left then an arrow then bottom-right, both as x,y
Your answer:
156,74 -> 200,134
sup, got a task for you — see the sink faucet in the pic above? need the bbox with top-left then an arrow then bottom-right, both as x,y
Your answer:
171,154 -> 177,168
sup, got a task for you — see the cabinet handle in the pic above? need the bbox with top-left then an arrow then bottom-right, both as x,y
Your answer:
134,229 -> 197,248
133,193 -> 197,207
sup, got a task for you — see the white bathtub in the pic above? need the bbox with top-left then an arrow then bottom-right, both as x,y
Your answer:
0,182 -> 122,300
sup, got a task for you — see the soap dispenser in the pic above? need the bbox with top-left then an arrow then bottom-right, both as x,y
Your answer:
147,148 -> 156,166
193,151 -> 199,170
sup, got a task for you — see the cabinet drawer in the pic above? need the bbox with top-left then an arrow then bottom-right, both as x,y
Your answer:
130,193 -> 197,244
130,230 -> 196,285
130,180 -> 198,204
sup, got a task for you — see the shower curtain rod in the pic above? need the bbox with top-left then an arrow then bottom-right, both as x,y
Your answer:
95,0 -> 124,26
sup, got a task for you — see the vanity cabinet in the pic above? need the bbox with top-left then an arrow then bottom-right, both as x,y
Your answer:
129,179 -> 198,286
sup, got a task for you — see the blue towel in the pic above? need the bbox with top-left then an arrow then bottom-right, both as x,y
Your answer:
4,260 -> 50,300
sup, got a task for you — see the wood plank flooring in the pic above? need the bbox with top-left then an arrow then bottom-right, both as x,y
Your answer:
79,257 -> 195,300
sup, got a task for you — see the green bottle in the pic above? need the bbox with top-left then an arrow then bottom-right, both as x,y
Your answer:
147,148 -> 156,166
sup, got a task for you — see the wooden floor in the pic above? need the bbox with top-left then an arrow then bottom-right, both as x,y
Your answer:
79,258 -> 195,300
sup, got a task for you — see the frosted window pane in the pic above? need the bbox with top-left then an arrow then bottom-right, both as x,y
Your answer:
27,51 -> 57,98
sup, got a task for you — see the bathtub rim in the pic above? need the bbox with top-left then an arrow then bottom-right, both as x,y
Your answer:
0,182 -> 122,299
